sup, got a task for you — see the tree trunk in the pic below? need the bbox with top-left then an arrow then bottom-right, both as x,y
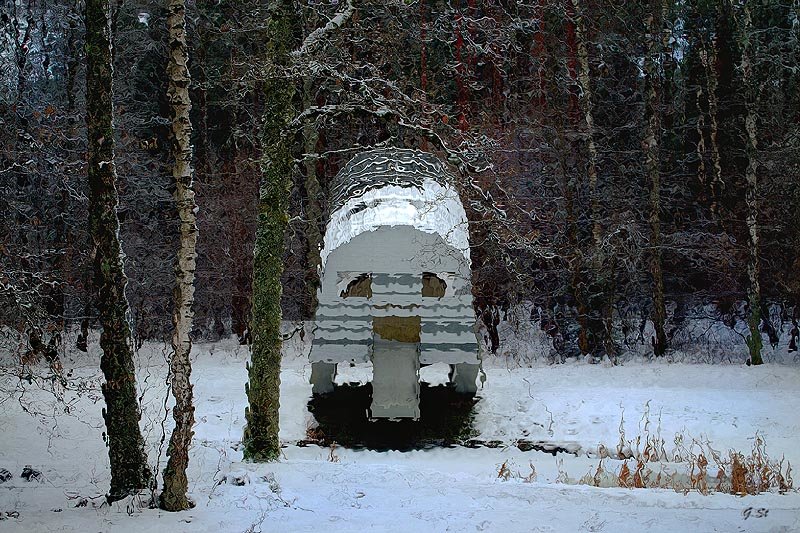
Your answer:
160,0 -> 198,511
420,0 -> 429,150
739,3 -> 763,365
555,126 -> 586,358
644,1 -> 668,356
532,0 -> 546,107
454,7 -> 469,132
571,0 -> 601,249
563,1 -> 589,355
303,76 -> 322,314
700,35 -> 724,213
243,0 -> 296,461
85,0 -> 151,502
570,0 -> 610,358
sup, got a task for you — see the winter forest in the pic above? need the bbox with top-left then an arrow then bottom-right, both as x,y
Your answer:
1,0 -> 800,531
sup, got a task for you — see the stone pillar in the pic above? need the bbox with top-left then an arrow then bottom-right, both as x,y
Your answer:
310,362 -> 337,395
369,337 -> 421,420
449,363 -> 479,394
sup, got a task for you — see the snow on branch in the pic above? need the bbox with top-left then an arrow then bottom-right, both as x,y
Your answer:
292,0 -> 355,58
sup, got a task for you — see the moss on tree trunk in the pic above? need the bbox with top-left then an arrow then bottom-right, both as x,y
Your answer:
85,0 -> 151,502
243,0 -> 298,462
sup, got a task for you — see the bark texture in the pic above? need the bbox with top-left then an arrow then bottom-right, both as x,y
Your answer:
571,0 -> 601,249
644,1 -> 668,356
562,3 -> 590,356
739,3 -> 763,365
570,0 -> 611,358
700,37 -> 724,203
243,0 -> 296,461
160,0 -> 198,511
85,0 -> 151,502
303,76 -> 322,313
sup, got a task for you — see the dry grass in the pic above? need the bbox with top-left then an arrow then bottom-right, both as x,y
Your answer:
574,437 -> 793,495
578,407 -> 794,496
726,436 -> 794,495
522,462 -> 537,483
328,442 -> 340,463
497,405 -> 795,497
496,460 -> 512,481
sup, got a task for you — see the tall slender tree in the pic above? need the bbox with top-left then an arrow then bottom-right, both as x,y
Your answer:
243,0 -> 297,461
738,1 -> 763,365
85,0 -> 151,501
571,0 -> 601,251
562,0 -> 591,357
644,0 -> 668,356
160,0 -> 198,511
302,74 -> 322,313
700,34 -> 724,210
568,0 -> 611,359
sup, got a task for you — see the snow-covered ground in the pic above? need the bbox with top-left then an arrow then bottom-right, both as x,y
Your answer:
1,335 -> 799,532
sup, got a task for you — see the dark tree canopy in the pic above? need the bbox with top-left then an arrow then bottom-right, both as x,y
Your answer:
1,0 -> 798,364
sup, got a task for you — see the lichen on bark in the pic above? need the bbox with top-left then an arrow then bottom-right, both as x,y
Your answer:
160,0 -> 198,512
85,0 -> 151,501
243,0 -> 298,462
738,2 -> 763,366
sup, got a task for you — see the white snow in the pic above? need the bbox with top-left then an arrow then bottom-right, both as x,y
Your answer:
320,178 -> 471,270
1,333 -> 799,532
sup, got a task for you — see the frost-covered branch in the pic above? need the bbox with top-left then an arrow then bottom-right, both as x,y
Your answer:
292,0 -> 355,58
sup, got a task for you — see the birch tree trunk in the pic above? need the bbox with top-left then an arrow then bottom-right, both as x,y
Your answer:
160,0 -> 198,511
243,0 -> 296,461
701,36 -> 724,206
85,0 -> 151,502
644,1 -> 668,356
739,3 -> 764,365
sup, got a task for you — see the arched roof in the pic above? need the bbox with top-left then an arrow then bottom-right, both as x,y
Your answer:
320,149 -> 471,268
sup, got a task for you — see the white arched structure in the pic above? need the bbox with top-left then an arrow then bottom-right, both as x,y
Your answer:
309,149 -> 480,420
